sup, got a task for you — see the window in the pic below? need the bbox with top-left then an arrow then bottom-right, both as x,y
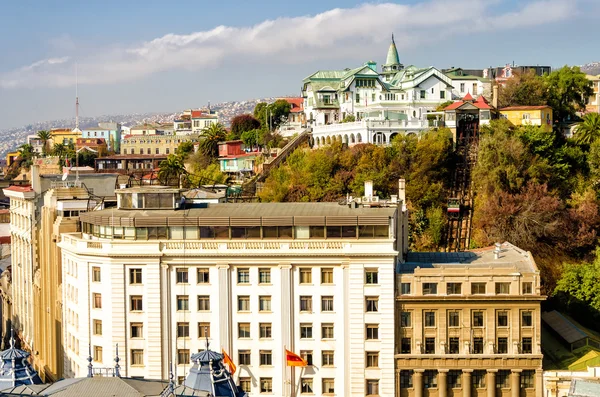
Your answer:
497,311 -> 508,327
177,322 -> 189,338
521,370 -> 534,388
522,311 -> 533,327
400,370 -> 413,388
521,337 -> 532,353
321,296 -> 334,312
93,346 -> 103,362
130,323 -> 143,338
472,311 -> 484,327
400,283 -> 411,295
93,293 -> 102,309
365,297 -> 378,312
131,349 -> 144,365
93,320 -> 102,336
176,268 -> 189,284
424,370 -> 438,388
522,282 -> 533,294
299,268 -> 312,284
401,337 -> 411,354
321,268 -> 333,284
259,296 -> 271,312
471,282 -> 486,294
497,370 -> 510,388
448,311 -> 460,327
130,295 -> 143,311
400,311 -> 411,327
239,377 -> 251,392
177,349 -> 190,365
197,268 -> 210,283
522,113 -> 530,120
497,337 -> 508,354
366,379 -> 379,396
366,352 -> 379,368
473,370 -> 486,388
322,378 -> 335,394
420,90 -> 426,99
423,283 -> 438,295
365,269 -> 378,284
449,370 -> 462,388
424,311 -> 436,327
260,378 -> 273,393
322,350 -> 334,366
92,267 -> 101,282
356,93 -> 360,103
460,83 -> 465,92
129,268 -> 142,284
425,337 -> 436,354
322,323 -> 334,339
260,323 -> 272,338
238,296 -> 250,311
495,282 -> 510,294
473,337 -> 484,354
447,282 -> 462,295
431,87 -> 435,94
300,296 -> 312,312
258,268 -> 271,284
300,350 -> 313,366
177,295 -> 189,311
238,350 -> 251,365
198,295 -> 210,311
238,323 -> 250,338
260,350 -> 272,366
448,337 -> 460,354
440,90 -> 446,99
198,323 -> 210,337
301,378 -> 313,393
237,268 -> 250,284
366,324 -> 378,340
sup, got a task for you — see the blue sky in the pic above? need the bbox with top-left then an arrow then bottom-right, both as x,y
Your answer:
0,0 -> 598,129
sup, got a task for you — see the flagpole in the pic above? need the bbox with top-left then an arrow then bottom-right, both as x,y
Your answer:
284,345 -> 289,397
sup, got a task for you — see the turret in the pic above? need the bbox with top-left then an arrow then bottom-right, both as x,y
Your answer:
381,34 -> 404,78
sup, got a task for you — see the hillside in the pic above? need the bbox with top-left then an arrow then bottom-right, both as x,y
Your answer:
581,61 -> 600,76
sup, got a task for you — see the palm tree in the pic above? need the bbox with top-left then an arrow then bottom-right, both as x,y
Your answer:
17,143 -> 33,159
199,123 -> 226,158
52,143 -> 66,158
575,113 -> 600,145
36,130 -> 52,156
158,154 -> 187,187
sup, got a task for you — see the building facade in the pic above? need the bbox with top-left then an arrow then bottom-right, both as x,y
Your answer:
190,110 -> 219,135
57,187 -> 408,396
120,134 -> 199,156
585,74 -> 600,114
499,106 -> 553,132
82,122 -> 122,153
395,243 -> 545,397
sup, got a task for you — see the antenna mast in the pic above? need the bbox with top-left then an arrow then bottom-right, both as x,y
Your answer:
75,64 -> 80,131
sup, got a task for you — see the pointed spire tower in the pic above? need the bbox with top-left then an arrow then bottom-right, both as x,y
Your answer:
381,33 -> 404,80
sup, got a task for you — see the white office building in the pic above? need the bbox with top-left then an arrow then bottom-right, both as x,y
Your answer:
58,185 -> 408,396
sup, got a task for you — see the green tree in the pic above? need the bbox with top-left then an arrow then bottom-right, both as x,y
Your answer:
254,100 -> 291,130
198,123 -> 227,158
546,66 -> 594,122
52,143 -> 66,158
574,112 -> 600,145
241,129 -> 261,148
498,70 -> 548,108
230,114 -> 261,140
176,141 -> 195,158
435,100 -> 454,111
36,130 -> 52,156
341,114 -> 356,123
189,163 -> 229,187
158,154 -> 187,187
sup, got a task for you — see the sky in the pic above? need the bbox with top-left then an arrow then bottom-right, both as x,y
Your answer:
0,0 -> 598,129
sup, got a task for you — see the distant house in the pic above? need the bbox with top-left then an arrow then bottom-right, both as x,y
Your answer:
76,138 -> 108,156
129,123 -> 159,136
217,141 -> 258,180
278,97 -> 306,137
190,110 -> 219,134
82,122 -> 122,152
585,74 -> 600,114
50,128 -> 81,146
443,93 -> 495,140
499,105 -> 553,132
444,68 -> 492,100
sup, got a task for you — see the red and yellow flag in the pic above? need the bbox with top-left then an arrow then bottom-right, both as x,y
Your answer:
285,349 -> 307,367
222,349 -> 236,374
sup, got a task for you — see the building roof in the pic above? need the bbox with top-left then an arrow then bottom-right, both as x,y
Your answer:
499,105 -> 551,111
400,242 -> 537,273
444,95 -> 492,111
385,35 -> 400,66
219,152 -> 258,160
279,97 -> 304,113
96,154 -> 168,161
542,311 -> 588,344
0,333 -> 43,390
569,378 -> 600,397
191,110 -> 218,119
3,185 -> 33,193
568,350 -> 600,371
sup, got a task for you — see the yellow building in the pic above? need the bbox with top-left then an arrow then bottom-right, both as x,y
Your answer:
586,74 -> 600,113
499,106 -> 553,132
50,128 -> 81,147
6,151 -> 19,167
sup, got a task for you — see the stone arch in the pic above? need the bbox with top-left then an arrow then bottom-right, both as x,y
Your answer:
326,136 -> 331,145
357,133 -> 363,143
389,132 -> 399,142
343,134 -> 349,144
350,133 -> 356,143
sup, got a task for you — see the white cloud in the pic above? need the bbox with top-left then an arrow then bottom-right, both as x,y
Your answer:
0,0 -> 576,89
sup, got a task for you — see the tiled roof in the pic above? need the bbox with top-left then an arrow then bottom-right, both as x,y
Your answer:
462,92 -> 474,101
444,95 -> 492,111
499,105 -> 550,111
3,185 -> 33,193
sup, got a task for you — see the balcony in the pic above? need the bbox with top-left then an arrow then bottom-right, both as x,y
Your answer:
315,99 -> 340,109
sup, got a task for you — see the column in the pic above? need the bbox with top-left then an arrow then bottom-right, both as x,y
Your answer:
414,369 -> 424,397
511,370 -> 521,397
462,370 -> 472,397
217,264 -> 231,351
487,370 -> 497,397
395,368 -> 400,397
159,264 -> 171,378
438,369 -> 448,397
535,369 -> 543,397
279,264 -> 293,397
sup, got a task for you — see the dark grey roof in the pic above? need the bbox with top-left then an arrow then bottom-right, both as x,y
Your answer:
183,347 -> 246,397
542,311 -> 588,344
569,378 -> 600,397
0,377 -> 171,396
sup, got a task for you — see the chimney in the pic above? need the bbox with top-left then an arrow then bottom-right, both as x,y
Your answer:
494,242 -> 501,260
364,180 -> 373,198
31,164 -> 42,195
398,179 -> 406,205
492,84 -> 499,109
